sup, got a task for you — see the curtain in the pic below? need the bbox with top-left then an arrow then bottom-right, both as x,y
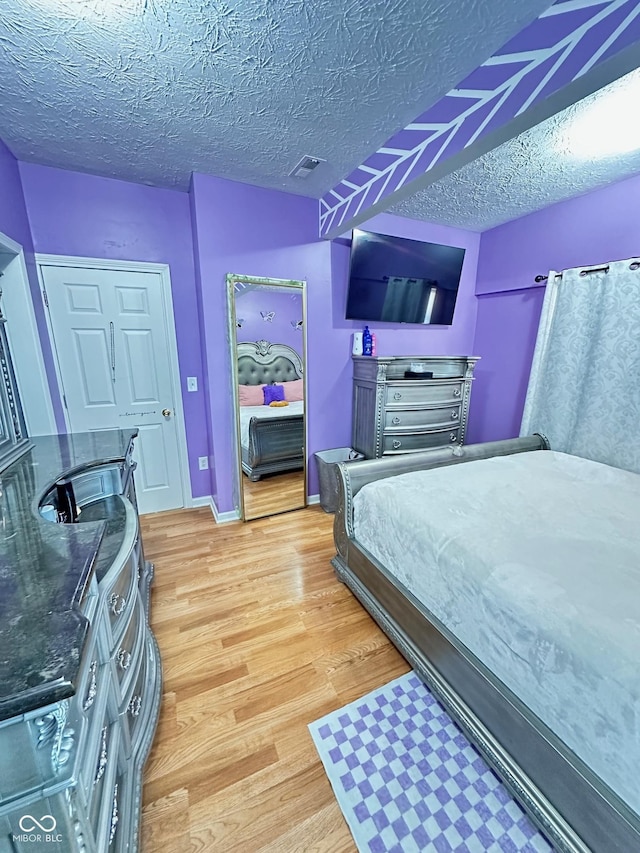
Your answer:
520,258 -> 640,473
381,277 -> 431,322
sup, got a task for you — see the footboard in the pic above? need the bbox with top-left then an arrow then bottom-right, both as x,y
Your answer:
243,414 -> 304,480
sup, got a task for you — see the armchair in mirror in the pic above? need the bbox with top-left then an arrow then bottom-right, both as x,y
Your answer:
227,274 -> 307,521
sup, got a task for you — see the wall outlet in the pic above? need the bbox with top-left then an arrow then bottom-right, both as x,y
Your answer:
198,456 -> 209,470
187,376 -> 198,392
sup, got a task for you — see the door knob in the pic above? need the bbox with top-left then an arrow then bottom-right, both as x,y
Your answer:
162,408 -> 172,417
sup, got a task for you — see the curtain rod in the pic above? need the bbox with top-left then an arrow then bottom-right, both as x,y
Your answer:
534,265 -> 609,283
535,259 -> 640,283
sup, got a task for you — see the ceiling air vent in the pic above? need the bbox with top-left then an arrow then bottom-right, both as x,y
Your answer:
289,155 -> 325,178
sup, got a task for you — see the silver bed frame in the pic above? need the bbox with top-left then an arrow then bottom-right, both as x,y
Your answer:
332,435 -> 640,853
237,340 -> 304,481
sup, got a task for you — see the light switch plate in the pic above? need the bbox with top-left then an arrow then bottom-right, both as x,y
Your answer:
198,456 -> 208,470
187,376 -> 198,392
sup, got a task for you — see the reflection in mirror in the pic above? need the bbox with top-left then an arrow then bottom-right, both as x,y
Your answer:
227,274 -> 307,521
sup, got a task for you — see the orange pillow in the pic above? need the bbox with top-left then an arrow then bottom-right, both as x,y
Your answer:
281,379 -> 304,402
238,384 -> 265,406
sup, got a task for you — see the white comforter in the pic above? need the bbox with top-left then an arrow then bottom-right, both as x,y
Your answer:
239,401 -> 304,450
353,450 -> 640,812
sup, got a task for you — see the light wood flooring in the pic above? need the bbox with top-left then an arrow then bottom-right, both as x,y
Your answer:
242,469 -> 305,520
140,506 -> 408,852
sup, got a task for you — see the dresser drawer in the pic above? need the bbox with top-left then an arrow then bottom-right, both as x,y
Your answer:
88,723 -> 121,850
120,636 -> 149,757
385,381 -> 463,407
382,428 -> 461,454
111,594 -> 144,704
102,552 -> 138,649
104,764 -> 127,853
79,665 -> 113,801
383,403 -> 462,430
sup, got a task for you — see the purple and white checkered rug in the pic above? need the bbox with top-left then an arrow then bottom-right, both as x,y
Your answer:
309,672 -> 554,853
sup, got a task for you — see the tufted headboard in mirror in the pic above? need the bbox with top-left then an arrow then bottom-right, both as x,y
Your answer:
237,339 -> 304,386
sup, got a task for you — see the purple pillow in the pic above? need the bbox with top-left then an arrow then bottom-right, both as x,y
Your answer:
263,384 -> 285,405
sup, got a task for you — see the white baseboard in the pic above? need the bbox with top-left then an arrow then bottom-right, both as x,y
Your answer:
211,499 -> 241,523
190,495 -> 240,523
190,496 -> 213,509
307,494 -> 320,505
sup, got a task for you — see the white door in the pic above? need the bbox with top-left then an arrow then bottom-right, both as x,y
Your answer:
41,264 -> 185,514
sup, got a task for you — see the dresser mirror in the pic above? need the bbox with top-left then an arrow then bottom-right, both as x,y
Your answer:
226,274 -> 307,521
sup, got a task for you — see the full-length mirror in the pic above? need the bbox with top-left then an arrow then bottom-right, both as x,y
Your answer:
227,274 -> 307,521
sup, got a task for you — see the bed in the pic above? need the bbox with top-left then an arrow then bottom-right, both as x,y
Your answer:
332,435 -> 640,853
237,340 -> 305,481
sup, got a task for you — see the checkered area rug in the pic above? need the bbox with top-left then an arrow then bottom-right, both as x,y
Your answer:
309,672 -> 554,853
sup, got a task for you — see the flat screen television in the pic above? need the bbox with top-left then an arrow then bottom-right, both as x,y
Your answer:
345,229 -> 466,325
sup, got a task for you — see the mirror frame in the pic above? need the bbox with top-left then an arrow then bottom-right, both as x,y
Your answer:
226,273 -> 308,521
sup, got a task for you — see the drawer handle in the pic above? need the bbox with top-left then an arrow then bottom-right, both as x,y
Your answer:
393,392 -> 402,401
451,410 -> 459,420
128,695 -> 142,717
450,432 -> 457,442
453,388 -> 461,398
391,416 -> 401,425
109,782 -> 119,845
116,648 -> 131,671
109,593 -> 126,616
392,439 -> 402,449
83,661 -> 98,712
94,726 -> 108,785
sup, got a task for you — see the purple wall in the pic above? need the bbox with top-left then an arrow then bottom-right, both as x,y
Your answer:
470,171 -> 640,443
235,288 -> 303,356
0,139 -> 31,244
466,288 -> 544,444
335,212 -> 480,359
19,163 -> 211,498
476,172 -> 640,296
190,174 -> 329,510
0,140 -> 64,428
190,174 -> 480,511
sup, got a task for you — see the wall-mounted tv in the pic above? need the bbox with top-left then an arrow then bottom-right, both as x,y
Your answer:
345,229 -> 466,326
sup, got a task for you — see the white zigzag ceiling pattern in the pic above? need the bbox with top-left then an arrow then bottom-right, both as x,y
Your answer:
320,0 -> 640,237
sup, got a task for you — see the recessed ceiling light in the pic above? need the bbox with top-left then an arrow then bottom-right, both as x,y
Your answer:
559,69 -> 640,160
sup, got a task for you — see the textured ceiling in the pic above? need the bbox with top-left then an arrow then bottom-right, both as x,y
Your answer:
0,0 -> 550,193
390,68 -> 640,231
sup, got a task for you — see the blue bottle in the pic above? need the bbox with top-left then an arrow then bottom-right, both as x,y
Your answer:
362,326 -> 373,356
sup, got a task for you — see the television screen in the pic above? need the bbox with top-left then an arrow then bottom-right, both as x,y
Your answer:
345,229 -> 466,325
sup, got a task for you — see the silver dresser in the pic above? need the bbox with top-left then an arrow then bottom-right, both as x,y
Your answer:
352,355 -> 479,458
0,430 -> 161,853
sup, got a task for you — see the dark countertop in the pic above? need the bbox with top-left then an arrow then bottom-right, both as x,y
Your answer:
0,429 -> 137,722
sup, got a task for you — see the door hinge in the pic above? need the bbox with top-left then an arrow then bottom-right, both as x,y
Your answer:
62,393 -> 68,410
42,289 -> 49,308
